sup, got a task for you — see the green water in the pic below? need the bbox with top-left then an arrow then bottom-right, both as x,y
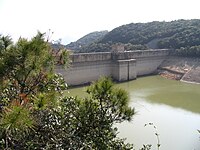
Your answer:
68,76 -> 200,150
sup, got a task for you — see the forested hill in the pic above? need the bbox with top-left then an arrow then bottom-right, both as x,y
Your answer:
79,19 -> 200,56
66,30 -> 108,50
100,19 -> 200,48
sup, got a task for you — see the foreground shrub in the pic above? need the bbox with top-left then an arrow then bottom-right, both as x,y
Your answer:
0,33 -> 135,149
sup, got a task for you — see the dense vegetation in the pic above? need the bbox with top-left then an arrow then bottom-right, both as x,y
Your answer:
174,45 -> 200,57
78,42 -> 148,53
77,19 -> 200,56
0,33 -> 136,149
66,30 -> 108,50
100,19 -> 200,47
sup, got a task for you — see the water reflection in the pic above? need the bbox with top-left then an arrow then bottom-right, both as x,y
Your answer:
117,76 -> 200,114
68,76 -> 200,150
115,76 -> 200,150
117,100 -> 200,150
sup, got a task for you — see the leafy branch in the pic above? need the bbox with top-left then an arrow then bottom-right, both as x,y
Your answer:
143,123 -> 161,150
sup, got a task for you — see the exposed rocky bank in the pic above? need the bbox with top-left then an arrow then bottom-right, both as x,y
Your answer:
159,56 -> 200,84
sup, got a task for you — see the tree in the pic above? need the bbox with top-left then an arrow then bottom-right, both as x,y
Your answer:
72,77 -> 135,149
0,33 -> 135,149
0,32 -> 68,149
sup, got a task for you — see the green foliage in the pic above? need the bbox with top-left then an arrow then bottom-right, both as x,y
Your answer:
78,42 -> 148,53
0,105 -> 34,132
140,144 -> 152,150
76,77 -> 135,148
0,32 -> 68,105
87,77 -> 134,122
100,19 -> 200,48
66,30 -> 108,51
0,77 -> 135,149
124,43 -> 148,51
0,35 -> 12,52
78,42 -> 111,53
0,32 -> 68,149
174,45 -> 200,57
144,123 -> 161,150
52,39 -> 71,68
79,19 -> 200,56
0,33 -> 135,149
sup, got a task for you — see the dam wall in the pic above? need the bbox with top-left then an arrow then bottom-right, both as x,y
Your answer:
57,60 -> 112,85
56,49 -> 170,86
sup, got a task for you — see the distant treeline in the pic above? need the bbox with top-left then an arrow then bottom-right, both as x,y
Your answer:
76,19 -> 200,57
66,31 -> 108,50
174,46 -> 200,57
78,43 -> 148,53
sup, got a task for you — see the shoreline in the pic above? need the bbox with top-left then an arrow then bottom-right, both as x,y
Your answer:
158,56 -> 200,84
158,70 -> 200,85
180,79 -> 200,85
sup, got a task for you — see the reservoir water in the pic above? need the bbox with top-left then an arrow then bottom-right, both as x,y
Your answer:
68,76 -> 200,150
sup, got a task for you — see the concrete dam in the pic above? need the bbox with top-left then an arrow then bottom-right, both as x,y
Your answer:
56,49 -> 170,86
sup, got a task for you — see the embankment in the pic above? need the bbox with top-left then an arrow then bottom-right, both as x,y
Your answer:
159,56 -> 200,84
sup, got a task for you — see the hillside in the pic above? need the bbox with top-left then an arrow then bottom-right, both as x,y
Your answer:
79,19 -> 200,56
100,19 -> 200,48
66,30 -> 108,50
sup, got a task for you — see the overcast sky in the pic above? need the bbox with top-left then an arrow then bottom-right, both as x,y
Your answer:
0,0 -> 199,44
